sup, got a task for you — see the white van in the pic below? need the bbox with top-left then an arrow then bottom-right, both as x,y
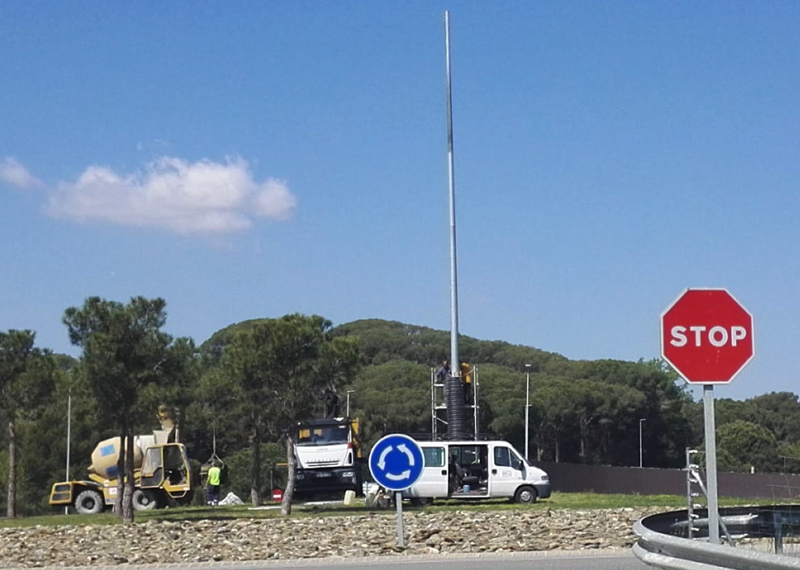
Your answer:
403,440 -> 550,504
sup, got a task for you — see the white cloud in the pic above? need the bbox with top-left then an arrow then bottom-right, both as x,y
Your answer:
0,157 -> 44,189
46,156 -> 297,235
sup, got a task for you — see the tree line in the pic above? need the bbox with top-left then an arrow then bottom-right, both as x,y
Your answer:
2,299 -> 799,519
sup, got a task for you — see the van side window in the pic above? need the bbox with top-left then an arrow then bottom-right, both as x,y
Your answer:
423,447 -> 445,468
494,446 -> 511,467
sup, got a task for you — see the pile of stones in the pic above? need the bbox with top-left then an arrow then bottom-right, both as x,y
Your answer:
0,507 -> 661,568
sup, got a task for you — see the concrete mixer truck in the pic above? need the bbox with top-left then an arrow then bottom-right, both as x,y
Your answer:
49,407 -> 192,514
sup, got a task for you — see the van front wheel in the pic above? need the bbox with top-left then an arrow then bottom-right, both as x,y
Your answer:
514,485 -> 537,504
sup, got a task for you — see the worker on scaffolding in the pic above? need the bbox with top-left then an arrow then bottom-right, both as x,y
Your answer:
436,360 -> 451,382
460,362 -> 472,403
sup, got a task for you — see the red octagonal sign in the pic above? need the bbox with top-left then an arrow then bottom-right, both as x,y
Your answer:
661,289 -> 754,384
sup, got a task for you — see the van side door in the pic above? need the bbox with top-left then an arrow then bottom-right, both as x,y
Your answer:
405,444 -> 449,499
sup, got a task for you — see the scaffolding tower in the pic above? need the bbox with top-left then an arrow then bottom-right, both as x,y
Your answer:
431,364 -> 479,441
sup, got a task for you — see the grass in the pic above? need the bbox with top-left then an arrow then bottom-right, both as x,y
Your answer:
0,492 -> 781,529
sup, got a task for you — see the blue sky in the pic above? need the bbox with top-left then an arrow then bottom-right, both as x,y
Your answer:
2,2 -> 798,401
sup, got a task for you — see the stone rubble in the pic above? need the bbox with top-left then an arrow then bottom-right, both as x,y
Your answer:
0,508 -> 661,568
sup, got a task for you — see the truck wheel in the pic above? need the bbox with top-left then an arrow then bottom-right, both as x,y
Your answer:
75,489 -> 104,515
410,498 -> 433,507
133,489 -> 159,511
514,485 -> 537,504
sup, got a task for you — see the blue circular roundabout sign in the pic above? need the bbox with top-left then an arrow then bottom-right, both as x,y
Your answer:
368,434 -> 424,491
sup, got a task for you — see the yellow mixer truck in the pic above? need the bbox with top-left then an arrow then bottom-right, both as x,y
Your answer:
49,408 -> 192,514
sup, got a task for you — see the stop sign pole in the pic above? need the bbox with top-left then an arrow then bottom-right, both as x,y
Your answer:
661,288 -> 754,544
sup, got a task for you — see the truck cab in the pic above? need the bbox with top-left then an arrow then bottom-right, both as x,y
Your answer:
402,440 -> 550,504
294,417 -> 363,495
138,442 -> 192,498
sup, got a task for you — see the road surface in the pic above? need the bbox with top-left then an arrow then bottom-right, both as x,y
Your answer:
151,551 -> 648,570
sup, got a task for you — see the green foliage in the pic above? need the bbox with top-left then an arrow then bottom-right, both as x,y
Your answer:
5,313 -> 800,521
221,314 -> 336,433
0,330 -> 39,411
183,367 -> 241,468
333,319 -> 565,372
222,443 -> 286,502
63,297 -> 175,426
62,296 -> 190,522
217,314 -> 361,509
478,363 -> 530,450
747,392 -> 800,444
333,323 -> 694,469
716,420 -> 780,473
688,392 -> 800,474
199,318 -> 273,364
0,330 -> 60,517
12,358 -> 71,516
350,360 -> 431,448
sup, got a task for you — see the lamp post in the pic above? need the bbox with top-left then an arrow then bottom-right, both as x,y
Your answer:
346,390 -> 356,417
525,364 -> 531,462
639,418 -> 646,468
64,386 -> 71,515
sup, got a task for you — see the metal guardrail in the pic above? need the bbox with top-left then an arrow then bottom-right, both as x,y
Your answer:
634,507 -> 800,569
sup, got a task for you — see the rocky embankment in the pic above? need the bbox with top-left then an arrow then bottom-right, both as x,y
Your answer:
0,508 -> 660,568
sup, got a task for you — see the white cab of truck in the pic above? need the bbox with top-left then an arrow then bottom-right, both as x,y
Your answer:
293,417 -> 363,495
402,439 -> 550,504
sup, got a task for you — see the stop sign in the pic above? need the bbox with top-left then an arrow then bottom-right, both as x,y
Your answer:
661,289 -> 754,383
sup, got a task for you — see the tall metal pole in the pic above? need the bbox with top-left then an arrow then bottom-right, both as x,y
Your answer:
444,10 -> 460,373
64,387 -> 71,515
346,390 -> 355,417
473,367 -> 479,439
639,418 -> 646,468
525,364 -> 531,461
704,385 -> 720,544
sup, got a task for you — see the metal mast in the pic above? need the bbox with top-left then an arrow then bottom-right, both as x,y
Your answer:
445,10 -> 460,375
444,11 -> 468,440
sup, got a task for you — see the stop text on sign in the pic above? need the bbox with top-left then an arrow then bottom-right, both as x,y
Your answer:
669,325 -> 748,348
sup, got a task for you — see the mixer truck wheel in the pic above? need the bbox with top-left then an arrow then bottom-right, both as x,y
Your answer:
132,489 -> 159,511
75,489 -> 104,514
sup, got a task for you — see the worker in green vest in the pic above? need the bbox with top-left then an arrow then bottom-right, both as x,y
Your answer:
207,461 -> 222,506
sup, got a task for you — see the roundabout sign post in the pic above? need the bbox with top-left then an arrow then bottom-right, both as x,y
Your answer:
661,288 -> 754,544
368,434 -> 424,547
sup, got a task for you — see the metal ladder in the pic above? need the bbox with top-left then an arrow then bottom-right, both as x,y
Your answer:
686,448 -> 735,545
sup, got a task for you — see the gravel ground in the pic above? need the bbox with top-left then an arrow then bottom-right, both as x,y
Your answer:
0,507 -> 663,568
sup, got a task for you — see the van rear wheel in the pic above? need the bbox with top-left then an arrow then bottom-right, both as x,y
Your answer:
514,485 -> 537,504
